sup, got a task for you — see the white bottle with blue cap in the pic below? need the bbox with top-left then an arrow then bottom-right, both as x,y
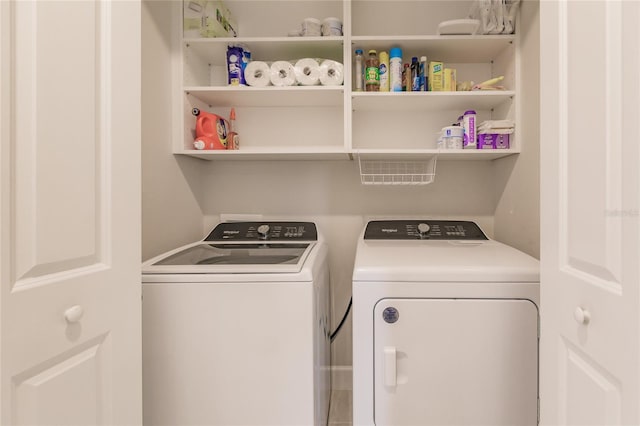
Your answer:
389,47 -> 403,92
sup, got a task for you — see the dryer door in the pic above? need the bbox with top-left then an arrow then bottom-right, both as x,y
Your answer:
374,298 -> 538,426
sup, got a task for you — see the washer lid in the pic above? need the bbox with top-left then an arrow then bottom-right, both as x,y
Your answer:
142,241 -> 315,275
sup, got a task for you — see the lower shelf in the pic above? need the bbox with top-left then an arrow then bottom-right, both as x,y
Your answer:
353,148 -> 519,161
174,148 -> 350,161
174,148 -> 520,161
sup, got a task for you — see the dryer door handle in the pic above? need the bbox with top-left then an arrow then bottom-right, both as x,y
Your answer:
383,346 -> 397,387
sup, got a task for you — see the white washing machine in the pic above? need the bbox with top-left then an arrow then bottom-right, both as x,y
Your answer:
142,221 -> 331,426
352,220 -> 540,426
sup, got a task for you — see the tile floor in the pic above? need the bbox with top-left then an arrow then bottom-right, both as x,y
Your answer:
328,389 -> 352,426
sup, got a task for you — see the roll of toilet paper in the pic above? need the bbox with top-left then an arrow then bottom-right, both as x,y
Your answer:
244,61 -> 272,87
294,58 -> 321,86
270,61 -> 297,86
319,60 -> 344,86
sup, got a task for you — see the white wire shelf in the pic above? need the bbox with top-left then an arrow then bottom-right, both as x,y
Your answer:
358,155 -> 437,185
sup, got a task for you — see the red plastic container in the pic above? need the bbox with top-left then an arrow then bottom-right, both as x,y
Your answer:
192,108 -> 230,150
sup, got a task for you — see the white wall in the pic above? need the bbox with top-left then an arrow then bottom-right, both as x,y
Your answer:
142,1 -> 205,260
494,0 -> 540,258
197,160 -> 500,366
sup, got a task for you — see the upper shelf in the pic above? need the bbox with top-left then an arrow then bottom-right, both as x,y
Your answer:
350,35 -> 515,62
184,37 -> 345,64
184,34 -> 515,64
352,91 -> 515,111
185,86 -> 345,107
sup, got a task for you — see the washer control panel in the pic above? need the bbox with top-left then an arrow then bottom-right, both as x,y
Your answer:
364,220 -> 488,240
206,221 -> 317,241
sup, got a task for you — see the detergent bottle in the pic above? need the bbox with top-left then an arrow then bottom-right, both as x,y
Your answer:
192,108 -> 229,150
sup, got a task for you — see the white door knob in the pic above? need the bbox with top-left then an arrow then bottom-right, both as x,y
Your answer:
574,306 -> 591,325
64,305 -> 84,323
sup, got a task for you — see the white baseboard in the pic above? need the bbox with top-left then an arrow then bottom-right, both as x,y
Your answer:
331,366 -> 352,391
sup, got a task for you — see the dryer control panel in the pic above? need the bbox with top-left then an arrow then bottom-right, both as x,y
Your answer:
206,221 -> 318,241
364,220 -> 488,240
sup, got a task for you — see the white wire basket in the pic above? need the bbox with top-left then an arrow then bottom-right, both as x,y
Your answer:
358,156 -> 437,185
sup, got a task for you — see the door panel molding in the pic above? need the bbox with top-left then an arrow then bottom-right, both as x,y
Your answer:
558,0 -> 623,294
10,0 -> 113,287
559,338 -> 621,425
12,333 -> 111,425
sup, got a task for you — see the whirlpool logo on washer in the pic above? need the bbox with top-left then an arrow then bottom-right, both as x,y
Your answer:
381,228 -> 398,233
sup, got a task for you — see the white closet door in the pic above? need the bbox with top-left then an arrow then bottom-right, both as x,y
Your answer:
540,0 -> 640,424
0,1 -> 142,424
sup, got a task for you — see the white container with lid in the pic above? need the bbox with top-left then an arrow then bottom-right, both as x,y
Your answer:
441,126 -> 464,149
321,17 -> 342,36
301,18 -> 321,36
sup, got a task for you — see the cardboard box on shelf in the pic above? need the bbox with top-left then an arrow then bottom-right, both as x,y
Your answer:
183,0 -> 238,38
429,61 -> 444,91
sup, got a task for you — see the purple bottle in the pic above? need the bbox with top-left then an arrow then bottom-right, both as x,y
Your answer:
462,110 -> 477,149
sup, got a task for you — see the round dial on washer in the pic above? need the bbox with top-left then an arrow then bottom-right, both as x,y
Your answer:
257,224 -> 270,239
417,223 -> 431,236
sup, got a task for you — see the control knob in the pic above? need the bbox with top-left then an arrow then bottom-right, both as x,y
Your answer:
417,223 -> 430,238
257,224 -> 270,240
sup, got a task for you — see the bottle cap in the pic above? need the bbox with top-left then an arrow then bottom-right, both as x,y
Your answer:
355,49 -> 363,54
420,56 -> 427,61
464,110 -> 477,115
368,49 -> 377,55
390,47 -> 402,58
412,56 -> 418,62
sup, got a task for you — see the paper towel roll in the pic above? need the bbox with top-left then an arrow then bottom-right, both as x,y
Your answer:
244,61 -> 272,87
294,58 -> 321,86
319,60 -> 344,86
270,61 -> 297,86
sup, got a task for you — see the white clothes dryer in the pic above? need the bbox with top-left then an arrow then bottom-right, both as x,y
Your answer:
352,220 -> 540,426
142,221 -> 330,426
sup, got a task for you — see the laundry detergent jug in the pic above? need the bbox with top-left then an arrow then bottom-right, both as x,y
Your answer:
192,108 -> 229,150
